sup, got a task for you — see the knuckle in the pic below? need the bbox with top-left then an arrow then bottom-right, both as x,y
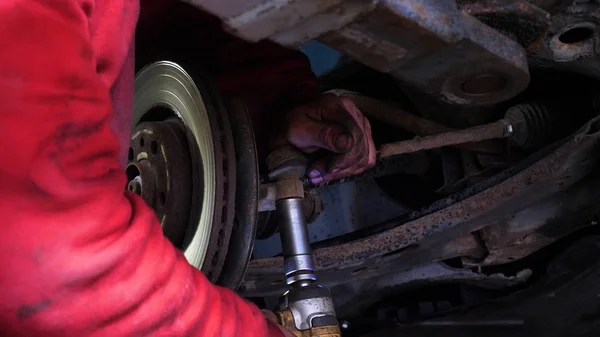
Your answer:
318,126 -> 335,146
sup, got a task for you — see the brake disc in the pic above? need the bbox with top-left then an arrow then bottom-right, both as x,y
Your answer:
217,98 -> 260,289
129,61 -> 236,283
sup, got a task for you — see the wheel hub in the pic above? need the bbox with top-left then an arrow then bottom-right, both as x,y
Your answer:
127,119 -> 193,246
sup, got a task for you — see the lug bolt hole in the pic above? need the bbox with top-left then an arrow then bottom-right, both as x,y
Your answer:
151,140 -> 158,155
139,136 -> 145,148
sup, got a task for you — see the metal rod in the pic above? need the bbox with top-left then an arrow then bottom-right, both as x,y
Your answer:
338,92 -> 506,154
379,119 -> 512,159
276,198 -> 317,286
303,152 -> 430,187
350,94 -> 455,136
278,198 -> 311,256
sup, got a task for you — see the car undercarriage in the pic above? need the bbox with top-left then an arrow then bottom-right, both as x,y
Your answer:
128,0 -> 600,335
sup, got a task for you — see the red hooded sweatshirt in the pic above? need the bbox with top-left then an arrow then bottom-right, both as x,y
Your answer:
0,0 -> 318,336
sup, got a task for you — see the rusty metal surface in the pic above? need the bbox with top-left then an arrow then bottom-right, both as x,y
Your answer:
458,0 -> 551,50
182,0 -> 269,19
528,1 -> 600,80
321,0 -> 530,105
189,0 -> 529,105
436,233 -> 487,262
379,120 -> 510,158
242,116 -> 600,296
469,174 -> 600,267
187,0 -> 373,45
271,0 -> 378,47
347,92 -> 455,135
274,179 -> 305,200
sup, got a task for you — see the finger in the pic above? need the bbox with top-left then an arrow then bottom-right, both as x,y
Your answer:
321,158 -> 368,183
307,125 -> 368,184
286,116 -> 353,154
305,95 -> 362,134
308,151 -> 368,184
302,95 -> 375,184
307,157 -> 329,185
320,138 -> 373,183
326,135 -> 369,174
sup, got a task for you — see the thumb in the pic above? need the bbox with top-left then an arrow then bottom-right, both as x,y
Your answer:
318,124 -> 353,154
288,117 -> 353,154
307,157 -> 330,185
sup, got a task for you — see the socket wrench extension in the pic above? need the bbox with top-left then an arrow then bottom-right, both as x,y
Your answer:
267,146 -> 341,337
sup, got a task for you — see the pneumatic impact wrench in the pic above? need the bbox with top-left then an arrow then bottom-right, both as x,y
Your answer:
267,146 -> 341,337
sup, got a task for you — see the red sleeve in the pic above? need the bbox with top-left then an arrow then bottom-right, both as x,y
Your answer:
0,1 -> 282,336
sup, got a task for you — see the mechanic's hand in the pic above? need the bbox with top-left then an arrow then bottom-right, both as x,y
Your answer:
282,93 -> 376,184
263,310 -> 296,337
